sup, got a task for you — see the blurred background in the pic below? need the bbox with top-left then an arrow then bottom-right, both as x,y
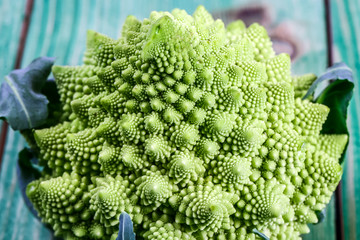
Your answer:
0,0 -> 358,239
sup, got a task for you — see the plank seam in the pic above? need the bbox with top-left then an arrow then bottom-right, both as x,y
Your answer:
325,0 -> 345,239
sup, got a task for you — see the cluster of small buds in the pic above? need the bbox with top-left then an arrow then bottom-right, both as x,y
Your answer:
27,6 -> 347,240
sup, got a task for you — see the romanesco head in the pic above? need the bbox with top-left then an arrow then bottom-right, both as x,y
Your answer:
28,5 -> 347,240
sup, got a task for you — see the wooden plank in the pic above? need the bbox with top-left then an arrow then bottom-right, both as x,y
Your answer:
0,0 -> 334,239
0,0 -> 33,238
331,0 -> 360,239
0,0 -> 27,170
0,0 -> 34,171
0,0 -> 53,237
0,0 -> 26,80
324,1 -> 344,239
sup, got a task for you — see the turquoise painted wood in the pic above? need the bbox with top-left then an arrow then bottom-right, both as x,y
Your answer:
0,0 -> 354,239
332,0 -> 360,239
0,0 -> 26,80
0,0 -> 26,145
0,0 -> 50,239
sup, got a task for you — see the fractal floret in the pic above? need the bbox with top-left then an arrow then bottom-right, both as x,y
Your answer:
26,6 -> 348,240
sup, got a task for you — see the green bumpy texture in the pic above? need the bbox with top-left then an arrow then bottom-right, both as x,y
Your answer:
27,6 -> 348,240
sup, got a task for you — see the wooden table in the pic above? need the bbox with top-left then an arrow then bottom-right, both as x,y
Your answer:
0,0 -> 358,239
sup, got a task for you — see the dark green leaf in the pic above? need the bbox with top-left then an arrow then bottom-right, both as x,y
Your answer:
41,78 -> 60,104
252,228 -> 269,240
16,148 -> 43,220
303,62 -> 353,100
314,208 -> 326,225
40,78 -> 62,127
314,64 -> 354,164
0,57 -> 55,130
117,212 -> 136,240
316,79 -> 354,134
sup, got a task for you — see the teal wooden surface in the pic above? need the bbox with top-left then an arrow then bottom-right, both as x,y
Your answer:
1,0 -> 357,239
332,0 -> 360,239
0,0 -> 26,141
0,0 -> 47,239
0,0 -> 25,79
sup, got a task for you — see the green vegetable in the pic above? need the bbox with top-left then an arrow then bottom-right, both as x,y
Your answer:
15,6 -> 350,239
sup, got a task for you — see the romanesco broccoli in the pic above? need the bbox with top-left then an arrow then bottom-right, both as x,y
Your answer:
26,6 -> 347,240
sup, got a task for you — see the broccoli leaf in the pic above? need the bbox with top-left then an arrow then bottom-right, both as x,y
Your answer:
314,208 -> 326,225
316,79 -> 354,135
0,57 -> 55,130
302,62 -> 353,100
116,212 -> 136,240
313,63 -> 354,164
16,148 -> 42,220
41,78 -> 60,104
252,228 -> 269,240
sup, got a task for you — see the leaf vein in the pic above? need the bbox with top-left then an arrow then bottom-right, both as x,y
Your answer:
4,76 -> 32,128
